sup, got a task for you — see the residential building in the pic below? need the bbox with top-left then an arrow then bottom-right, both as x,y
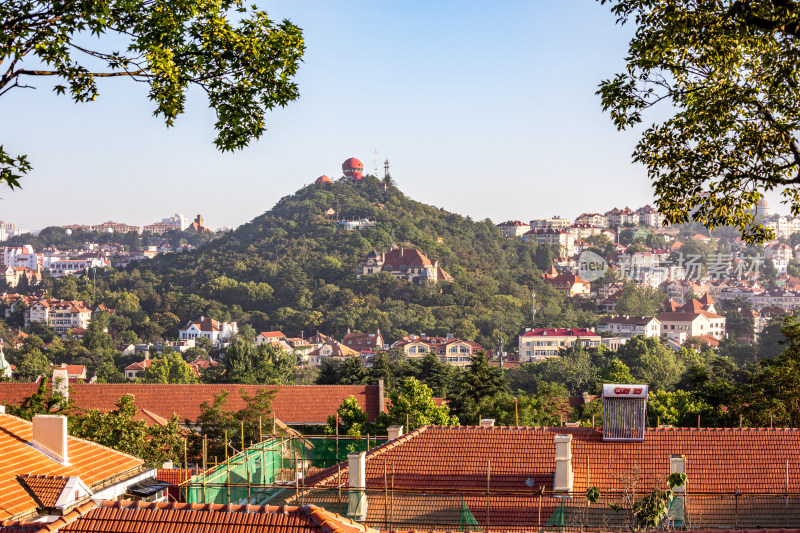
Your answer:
356,247 -> 452,284
306,342 -> 359,366
636,204 -> 667,227
597,316 -> 661,338
523,228 -> 575,256
52,363 -> 87,380
342,330 -> 385,354
255,331 -> 286,346
497,220 -> 530,238
542,271 -> 591,297
0,411 -> 150,522
568,224 -> 603,241
293,424 -> 800,531
2,266 -> 41,287
575,213 -> 608,228
657,310 -> 726,342
9,298 -> 93,334
391,334 -> 483,366
90,221 -> 140,234
529,217 -> 572,230
124,358 -> 153,380
178,317 -> 238,346
518,328 -> 601,361
0,349 -> 12,378
605,207 -> 640,227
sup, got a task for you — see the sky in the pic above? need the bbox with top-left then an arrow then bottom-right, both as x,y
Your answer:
1,1 -> 789,231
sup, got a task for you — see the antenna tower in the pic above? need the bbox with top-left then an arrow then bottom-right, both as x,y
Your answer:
373,149 -> 379,177
532,289 -> 536,326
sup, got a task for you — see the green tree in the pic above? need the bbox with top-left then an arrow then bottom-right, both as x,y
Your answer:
592,358 -> 637,393
617,337 -> 685,391
449,353 -> 509,424
69,394 -> 183,467
0,0 -> 305,188
140,350 -> 198,384
614,283 -> 664,317
599,0 -> 800,242
15,348 -> 51,380
378,377 -> 458,432
325,396 -> 368,436
647,390 -> 710,427
4,377 -> 71,418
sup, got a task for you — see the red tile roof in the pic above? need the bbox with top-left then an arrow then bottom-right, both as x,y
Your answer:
520,328 -> 599,338
155,469 -> 205,486
16,475 -> 68,508
0,414 -> 143,520
302,425 -> 800,494
0,384 -> 383,425
12,500 -> 371,533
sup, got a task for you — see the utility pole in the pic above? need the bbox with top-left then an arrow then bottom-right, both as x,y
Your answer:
531,289 -> 536,326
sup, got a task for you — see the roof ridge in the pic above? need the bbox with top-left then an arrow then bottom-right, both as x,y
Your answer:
33,500 -> 96,533
304,504 -> 373,533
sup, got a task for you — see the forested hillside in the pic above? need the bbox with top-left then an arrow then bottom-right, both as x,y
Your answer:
103,176 -> 596,346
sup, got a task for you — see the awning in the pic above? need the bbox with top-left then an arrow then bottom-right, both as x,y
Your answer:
126,477 -> 171,497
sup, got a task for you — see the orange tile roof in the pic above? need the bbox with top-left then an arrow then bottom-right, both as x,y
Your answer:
16,475 -> 68,508
0,384 -> 383,425
0,414 -> 143,520
155,468 -> 205,485
7,501 -> 371,533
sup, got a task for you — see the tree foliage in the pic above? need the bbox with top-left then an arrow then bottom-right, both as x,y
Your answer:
600,0 -> 800,242
0,0 -> 305,187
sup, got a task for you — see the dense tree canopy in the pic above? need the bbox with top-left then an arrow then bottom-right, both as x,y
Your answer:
0,0 -> 305,188
600,0 -> 800,242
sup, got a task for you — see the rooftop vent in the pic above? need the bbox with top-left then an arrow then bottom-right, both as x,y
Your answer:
602,384 -> 648,442
479,419 -> 495,428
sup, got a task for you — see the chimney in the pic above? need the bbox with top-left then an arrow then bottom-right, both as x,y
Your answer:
479,419 -> 495,428
0,405 -> 5,414
387,425 -> 404,441
52,367 -> 68,401
347,451 -> 368,521
378,379 -> 385,414
32,415 -> 69,464
553,434 -> 574,492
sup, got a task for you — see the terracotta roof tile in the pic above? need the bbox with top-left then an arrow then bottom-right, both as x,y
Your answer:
13,501 -> 372,533
0,384 -> 382,425
16,475 -> 68,508
0,414 -> 143,520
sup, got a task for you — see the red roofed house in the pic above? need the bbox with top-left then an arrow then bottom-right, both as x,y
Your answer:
124,358 -> 153,380
518,328 -> 601,362
497,220 -> 531,238
0,412 -> 150,522
391,334 -> 484,367
342,330 -> 385,354
2,266 -> 41,288
306,342 -> 359,366
179,316 -> 238,346
292,424 -> 800,531
10,298 -> 93,335
357,247 -> 452,285
51,363 -> 86,380
657,310 -> 726,344
542,272 -> 591,297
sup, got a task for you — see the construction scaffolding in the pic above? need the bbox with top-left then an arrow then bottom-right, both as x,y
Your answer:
181,435 -> 385,505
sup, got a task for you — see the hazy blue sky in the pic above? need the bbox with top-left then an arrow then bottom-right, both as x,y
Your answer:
1,1 -> 787,230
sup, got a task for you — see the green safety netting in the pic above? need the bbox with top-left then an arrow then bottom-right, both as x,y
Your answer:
182,436 -> 385,505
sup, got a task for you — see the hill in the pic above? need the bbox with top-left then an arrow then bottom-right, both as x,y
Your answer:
105,176 -> 597,346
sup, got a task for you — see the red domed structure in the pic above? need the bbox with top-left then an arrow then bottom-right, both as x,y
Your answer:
342,157 -> 364,181
315,175 -> 332,184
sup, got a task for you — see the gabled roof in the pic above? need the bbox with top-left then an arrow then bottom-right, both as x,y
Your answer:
0,500 -> 371,533
308,342 -> 360,358
180,317 -> 222,333
256,331 -> 285,339
0,384 -> 383,425
16,475 -> 68,508
0,414 -> 143,520
381,247 -> 433,268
